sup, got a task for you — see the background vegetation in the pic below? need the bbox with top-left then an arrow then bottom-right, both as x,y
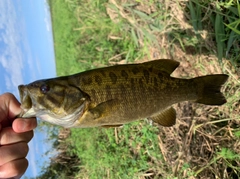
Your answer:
38,0 -> 240,178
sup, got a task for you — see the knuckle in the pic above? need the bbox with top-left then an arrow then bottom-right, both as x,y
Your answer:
12,158 -> 28,176
23,130 -> 34,143
18,142 -> 29,156
0,128 -> 13,145
2,158 -> 29,178
3,92 -> 14,98
28,130 -> 34,140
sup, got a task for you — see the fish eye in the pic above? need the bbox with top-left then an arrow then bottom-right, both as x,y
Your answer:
40,84 -> 50,94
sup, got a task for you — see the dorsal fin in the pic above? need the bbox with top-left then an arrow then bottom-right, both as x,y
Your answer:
148,107 -> 176,127
142,59 -> 180,75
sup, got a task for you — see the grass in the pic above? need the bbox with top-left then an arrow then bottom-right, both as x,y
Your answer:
49,0 -> 161,76
39,0 -> 240,178
49,0 -> 82,75
68,121 -> 165,178
169,0 -> 240,66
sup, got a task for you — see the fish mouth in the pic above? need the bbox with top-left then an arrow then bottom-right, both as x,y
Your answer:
18,85 -> 37,118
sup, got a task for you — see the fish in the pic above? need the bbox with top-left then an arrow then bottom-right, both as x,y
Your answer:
18,59 -> 228,128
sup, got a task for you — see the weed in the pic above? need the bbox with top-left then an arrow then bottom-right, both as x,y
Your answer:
40,0 -> 240,178
68,121 -> 165,178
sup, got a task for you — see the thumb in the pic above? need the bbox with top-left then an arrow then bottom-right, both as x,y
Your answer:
0,93 -> 22,123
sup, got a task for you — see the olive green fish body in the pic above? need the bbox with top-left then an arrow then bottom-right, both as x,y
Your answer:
71,63 -> 197,127
18,60 -> 228,128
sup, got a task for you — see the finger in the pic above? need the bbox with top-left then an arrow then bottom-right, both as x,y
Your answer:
0,142 -> 29,166
12,118 -> 37,133
0,158 -> 28,179
0,127 -> 33,145
0,93 -> 22,123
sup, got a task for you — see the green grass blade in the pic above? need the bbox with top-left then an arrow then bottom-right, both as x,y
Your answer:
226,30 -> 237,57
224,22 -> 240,35
215,4 -> 226,62
188,1 -> 198,31
132,9 -> 152,21
131,28 -> 139,47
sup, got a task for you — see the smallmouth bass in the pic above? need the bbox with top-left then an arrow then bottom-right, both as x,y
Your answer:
18,59 -> 228,128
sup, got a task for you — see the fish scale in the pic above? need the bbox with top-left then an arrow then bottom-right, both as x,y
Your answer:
18,59 -> 228,128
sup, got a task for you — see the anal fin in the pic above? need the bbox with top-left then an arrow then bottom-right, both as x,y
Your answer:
101,124 -> 123,128
148,107 -> 176,127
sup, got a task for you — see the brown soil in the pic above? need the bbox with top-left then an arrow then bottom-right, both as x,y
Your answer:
106,0 -> 240,178
52,0 -> 240,178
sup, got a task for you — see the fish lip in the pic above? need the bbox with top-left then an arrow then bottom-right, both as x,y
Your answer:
18,85 -> 36,118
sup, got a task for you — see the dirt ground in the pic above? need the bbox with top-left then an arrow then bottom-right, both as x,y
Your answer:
53,1 -> 240,178
107,0 -> 240,178
144,1 -> 240,179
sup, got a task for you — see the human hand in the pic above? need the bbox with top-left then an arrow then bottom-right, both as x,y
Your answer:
0,93 -> 37,179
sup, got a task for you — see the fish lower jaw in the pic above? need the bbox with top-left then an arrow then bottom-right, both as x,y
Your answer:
37,113 -> 79,128
37,102 -> 87,127
20,108 -> 37,118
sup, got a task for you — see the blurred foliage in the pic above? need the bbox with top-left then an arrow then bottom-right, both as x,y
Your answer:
38,0 -> 240,178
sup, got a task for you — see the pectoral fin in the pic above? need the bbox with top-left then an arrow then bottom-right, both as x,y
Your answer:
88,99 -> 118,120
148,107 -> 176,127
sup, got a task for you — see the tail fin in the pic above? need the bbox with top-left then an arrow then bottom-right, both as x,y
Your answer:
194,74 -> 228,105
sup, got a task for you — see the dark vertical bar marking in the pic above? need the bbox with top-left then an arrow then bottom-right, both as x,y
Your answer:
143,70 -> 149,83
109,72 -> 117,84
95,75 -> 102,85
121,70 -> 128,80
